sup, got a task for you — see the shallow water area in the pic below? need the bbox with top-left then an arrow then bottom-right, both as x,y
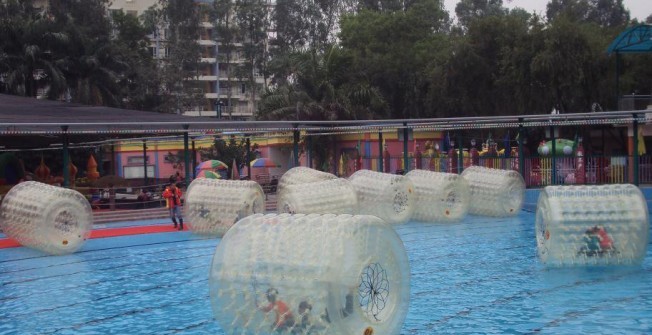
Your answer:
0,210 -> 650,334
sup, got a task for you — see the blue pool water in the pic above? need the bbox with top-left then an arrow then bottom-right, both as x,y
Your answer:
0,211 -> 651,334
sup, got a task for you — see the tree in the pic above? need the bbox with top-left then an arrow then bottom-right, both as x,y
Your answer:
0,0 -> 67,98
546,0 -> 629,27
234,0 -> 271,116
110,10 -> 160,110
455,0 -> 506,29
147,0 -> 203,114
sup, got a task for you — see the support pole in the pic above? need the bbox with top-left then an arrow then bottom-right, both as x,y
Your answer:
183,125 -> 190,186
293,125 -> 300,167
550,125 -> 557,185
191,138 -> 197,179
97,145 -> 104,176
143,140 -> 148,186
615,52 -> 621,110
111,143 -> 115,175
518,118 -> 525,178
457,132 -> 463,174
378,132 -> 384,172
307,135 -> 313,169
62,126 -> 70,187
403,123 -> 409,173
246,137 -> 252,179
633,114 -> 640,186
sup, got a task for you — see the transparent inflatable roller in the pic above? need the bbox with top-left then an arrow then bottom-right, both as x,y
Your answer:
277,178 -> 358,215
536,184 -> 649,266
405,169 -> 470,222
278,167 -> 338,194
460,166 -> 525,217
0,181 -> 92,255
184,178 -> 265,236
209,213 -> 410,335
348,170 -> 415,225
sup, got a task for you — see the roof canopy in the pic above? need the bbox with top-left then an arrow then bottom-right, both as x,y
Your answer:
607,24 -> 652,54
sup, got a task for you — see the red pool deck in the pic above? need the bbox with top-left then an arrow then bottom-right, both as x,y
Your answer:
0,225 -> 182,249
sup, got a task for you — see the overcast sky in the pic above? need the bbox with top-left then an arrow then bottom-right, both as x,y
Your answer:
443,0 -> 651,22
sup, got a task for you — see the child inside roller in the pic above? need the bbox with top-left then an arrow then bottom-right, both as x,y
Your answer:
579,226 -> 615,257
258,287 -> 295,332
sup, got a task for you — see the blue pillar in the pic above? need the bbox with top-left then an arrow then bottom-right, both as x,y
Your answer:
378,132 -> 384,172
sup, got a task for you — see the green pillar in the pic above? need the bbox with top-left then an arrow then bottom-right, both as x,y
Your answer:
246,137 -> 252,179
183,125 -> 190,186
403,123 -> 409,173
97,145 -> 104,176
293,126 -> 300,167
518,118 -> 525,178
307,135 -> 313,169
378,132 -> 384,172
550,125 -> 556,185
111,143 -> 116,175
633,114 -> 640,186
142,140 -> 148,186
62,126 -> 70,187
191,138 -> 197,179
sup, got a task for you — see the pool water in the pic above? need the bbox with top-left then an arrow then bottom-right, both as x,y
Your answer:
0,212 -> 650,334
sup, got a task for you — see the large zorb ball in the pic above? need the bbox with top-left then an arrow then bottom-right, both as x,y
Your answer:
209,213 -> 410,335
0,181 -> 92,255
536,184 -> 649,266
277,178 -> 358,215
460,166 -> 525,217
348,170 -> 415,224
405,169 -> 470,222
184,178 -> 265,236
277,167 -> 338,195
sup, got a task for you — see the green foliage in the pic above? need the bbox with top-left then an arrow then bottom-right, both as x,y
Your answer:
200,136 -> 259,177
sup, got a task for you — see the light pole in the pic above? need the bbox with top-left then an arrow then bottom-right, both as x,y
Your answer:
215,100 -> 224,119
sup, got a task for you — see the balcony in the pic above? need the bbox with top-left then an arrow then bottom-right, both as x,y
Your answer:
199,40 -> 216,46
197,75 -> 217,81
201,58 -> 217,63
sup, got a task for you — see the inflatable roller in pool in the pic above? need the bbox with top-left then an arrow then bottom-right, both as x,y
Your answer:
406,169 -> 470,222
348,170 -> 415,224
460,166 -> 525,217
278,167 -> 338,195
184,178 -> 265,236
0,181 -> 92,255
277,178 -> 358,215
536,184 -> 649,266
209,213 -> 410,335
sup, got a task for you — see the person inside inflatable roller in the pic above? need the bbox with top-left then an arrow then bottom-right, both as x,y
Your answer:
258,287 -> 295,332
294,300 -> 329,333
579,226 -> 615,257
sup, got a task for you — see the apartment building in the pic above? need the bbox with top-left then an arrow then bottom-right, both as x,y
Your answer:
109,0 -> 268,119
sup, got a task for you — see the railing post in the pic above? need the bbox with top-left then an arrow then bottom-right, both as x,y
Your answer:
293,125 -> 300,167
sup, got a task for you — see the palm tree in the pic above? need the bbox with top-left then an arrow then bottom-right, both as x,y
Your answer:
0,1 -> 68,98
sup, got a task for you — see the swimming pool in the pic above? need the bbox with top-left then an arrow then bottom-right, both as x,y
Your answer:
0,210 -> 650,334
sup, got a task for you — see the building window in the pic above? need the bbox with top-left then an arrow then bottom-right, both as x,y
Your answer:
127,156 -> 149,165
241,84 -> 246,94
126,10 -> 138,16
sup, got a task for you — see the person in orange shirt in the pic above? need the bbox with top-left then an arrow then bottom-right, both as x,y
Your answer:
162,183 -> 184,230
258,287 -> 295,332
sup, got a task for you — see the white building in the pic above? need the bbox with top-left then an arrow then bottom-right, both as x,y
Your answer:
109,0 -> 268,119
